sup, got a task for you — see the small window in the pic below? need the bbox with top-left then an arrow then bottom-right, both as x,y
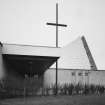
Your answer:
24,74 -> 28,78
72,72 -> 75,76
78,72 -> 82,76
34,75 -> 38,78
85,72 -> 88,76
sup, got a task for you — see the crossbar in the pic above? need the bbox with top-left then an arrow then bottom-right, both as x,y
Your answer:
46,23 -> 67,27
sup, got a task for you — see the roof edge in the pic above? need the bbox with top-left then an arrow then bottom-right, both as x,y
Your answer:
81,36 -> 98,70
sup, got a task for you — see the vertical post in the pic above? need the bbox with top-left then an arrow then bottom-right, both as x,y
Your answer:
46,3 -> 67,95
75,72 -> 76,85
55,3 -> 58,95
88,71 -> 89,85
24,75 -> 26,101
56,3 -> 58,48
55,61 -> 58,95
24,74 -> 27,101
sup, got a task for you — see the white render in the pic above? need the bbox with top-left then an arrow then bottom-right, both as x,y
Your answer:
44,68 -> 105,87
2,43 -> 60,57
57,37 -> 91,69
89,70 -> 105,85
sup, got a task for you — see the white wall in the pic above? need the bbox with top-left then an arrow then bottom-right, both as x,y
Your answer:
44,68 -> 105,87
89,71 -> 105,85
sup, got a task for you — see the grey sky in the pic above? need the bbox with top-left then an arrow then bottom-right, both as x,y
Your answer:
0,0 -> 105,70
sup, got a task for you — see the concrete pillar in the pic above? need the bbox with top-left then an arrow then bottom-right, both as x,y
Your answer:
0,43 -> 4,79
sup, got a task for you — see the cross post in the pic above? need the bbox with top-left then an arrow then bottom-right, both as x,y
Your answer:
46,3 -> 67,95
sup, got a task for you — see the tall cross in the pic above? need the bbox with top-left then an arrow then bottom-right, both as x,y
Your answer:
46,3 -> 67,47
46,3 -> 67,95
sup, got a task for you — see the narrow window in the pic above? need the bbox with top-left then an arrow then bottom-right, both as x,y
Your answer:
85,72 -> 88,76
78,72 -> 82,76
72,72 -> 75,76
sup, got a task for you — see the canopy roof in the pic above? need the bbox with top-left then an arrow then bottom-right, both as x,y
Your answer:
2,43 -> 60,57
2,43 -> 60,77
3,54 -> 58,77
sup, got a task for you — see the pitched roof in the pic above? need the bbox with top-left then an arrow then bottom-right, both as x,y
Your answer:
52,36 -> 97,70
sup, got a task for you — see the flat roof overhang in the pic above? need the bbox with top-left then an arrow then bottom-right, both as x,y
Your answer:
2,43 -> 60,77
2,43 -> 60,57
3,54 -> 59,77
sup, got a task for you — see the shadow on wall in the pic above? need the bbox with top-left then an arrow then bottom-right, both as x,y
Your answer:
0,71 -> 43,99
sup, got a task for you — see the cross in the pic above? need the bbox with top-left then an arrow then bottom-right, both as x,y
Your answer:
46,3 -> 67,95
46,3 -> 67,48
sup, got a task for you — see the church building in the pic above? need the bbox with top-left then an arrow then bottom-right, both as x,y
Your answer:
0,36 -> 105,96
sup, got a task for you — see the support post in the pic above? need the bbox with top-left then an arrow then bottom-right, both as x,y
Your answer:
46,3 -> 67,95
55,3 -> 58,95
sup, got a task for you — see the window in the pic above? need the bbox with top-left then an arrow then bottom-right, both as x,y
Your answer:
85,72 -> 88,76
72,72 -> 75,76
78,72 -> 82,76
34,75 -> 38,78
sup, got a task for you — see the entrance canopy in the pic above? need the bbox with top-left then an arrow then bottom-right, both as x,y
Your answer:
2,43 -> 60,77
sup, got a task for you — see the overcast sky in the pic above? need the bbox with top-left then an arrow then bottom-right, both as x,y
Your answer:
0,0 -> 105,70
